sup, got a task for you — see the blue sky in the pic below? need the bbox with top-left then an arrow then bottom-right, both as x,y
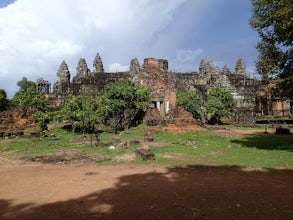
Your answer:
0,0 -> 258,98
0,0 -> 14,8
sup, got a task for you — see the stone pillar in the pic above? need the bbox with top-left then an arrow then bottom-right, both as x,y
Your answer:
156,101 -> 161,111
165,101 -> 170,114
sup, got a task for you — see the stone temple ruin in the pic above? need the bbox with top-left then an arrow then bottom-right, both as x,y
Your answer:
38,53 -> 292,122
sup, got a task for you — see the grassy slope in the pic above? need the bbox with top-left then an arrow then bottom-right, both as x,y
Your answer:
0,126 -> 293,169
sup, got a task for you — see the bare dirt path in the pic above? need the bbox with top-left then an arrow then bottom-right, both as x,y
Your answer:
0,162 -> 292,220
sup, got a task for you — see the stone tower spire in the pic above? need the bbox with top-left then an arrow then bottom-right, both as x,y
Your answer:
235,59 -> 246,75
53,60 -> 70,95
207,61 -> 215,74
199,59 -> 207,75
93,53 -> 104,73
129,58 -> 140,74
129,58 -> 140,82
76,58 -> 89,77
222,65 -> 231,75
57,60 -> 70,83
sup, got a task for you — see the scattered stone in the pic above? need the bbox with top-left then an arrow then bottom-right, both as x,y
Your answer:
109,146 -> 116,150
144,137 -> 154,142
30,132 -> 40,137
112,136 -> 122,143
187,141 -> 197,146
275,127 -> 291,135
4,132 -> 11,137
135,147 -> 155,160
18,151 -> 109,164
130,140 -> 140,145
15,131 -> 24,137
116,141 -> 129,150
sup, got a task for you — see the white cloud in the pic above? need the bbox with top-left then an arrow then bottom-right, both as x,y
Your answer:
0,0 -> 258,98
0,0 -> 192,97
33,40 -> 83,57
176,49 -> 203,63
108,63 -> 129,72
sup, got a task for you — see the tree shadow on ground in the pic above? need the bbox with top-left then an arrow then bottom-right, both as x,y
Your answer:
230,133 -> 293,151
1,165 -> 293,220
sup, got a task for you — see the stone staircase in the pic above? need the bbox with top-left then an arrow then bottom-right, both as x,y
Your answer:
219,74 -> 244,101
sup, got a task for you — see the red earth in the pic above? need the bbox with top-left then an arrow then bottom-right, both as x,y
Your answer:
0,161 -> 292,220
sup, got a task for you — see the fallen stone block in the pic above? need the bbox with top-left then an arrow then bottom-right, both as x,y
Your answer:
112,136 -> 122,143
135,148 -> 154,160
130,140 -> 140,145
275,127 -> 291,135
144,137 -> 154,142
30,132 -> 40,137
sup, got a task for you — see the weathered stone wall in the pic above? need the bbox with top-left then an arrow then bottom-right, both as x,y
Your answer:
46,54 -> 260,113
42,53 -> 292,119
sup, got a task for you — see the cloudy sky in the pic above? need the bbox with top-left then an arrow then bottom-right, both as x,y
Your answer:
0,0 -> 258,97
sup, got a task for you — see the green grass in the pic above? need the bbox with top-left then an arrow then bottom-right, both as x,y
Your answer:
1,126 -> 293,169
150,130 -> 293,168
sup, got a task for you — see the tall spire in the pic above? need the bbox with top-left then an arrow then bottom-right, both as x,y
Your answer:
57,60 -> 70,83
93,53 -> 104,73
199,59 -> 207,75
235,59 -> 246,75
76,58 -> 89,77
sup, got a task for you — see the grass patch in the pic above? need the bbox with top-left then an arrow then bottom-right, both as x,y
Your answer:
1,126 -> 293,169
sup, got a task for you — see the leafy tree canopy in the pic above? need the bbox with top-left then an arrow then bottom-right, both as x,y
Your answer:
205,87 -> 235,124
33,111 -> 51,131
13,85 -> 47,112
250,0 -> 293,98
176,91 -> 203,120
0,89 -> 9,111
98,80 -> 151,132
17,77 -> 36,91
57,90 -> 101,135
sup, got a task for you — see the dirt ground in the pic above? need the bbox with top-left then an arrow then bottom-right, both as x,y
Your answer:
0,128 -> 293,220
0,162 -> 292,220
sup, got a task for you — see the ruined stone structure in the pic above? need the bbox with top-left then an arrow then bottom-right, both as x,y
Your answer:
35,52 -> 290,119
255,80 -> 292,116
139,58 -> 176,117
36,78 -> 51,94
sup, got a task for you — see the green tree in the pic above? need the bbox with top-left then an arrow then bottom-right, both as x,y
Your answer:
250,0 -> 293,98
57,91 -> 101,145
17,77 -> 36,91
33,111 -> 51,131
98,80 -> 151,133
0,89 -> 9,111
176,91 -> 203,120
13,86 -> 48,112
205,87 -> 235,124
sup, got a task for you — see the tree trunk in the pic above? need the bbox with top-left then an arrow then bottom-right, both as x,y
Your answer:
90,134 -> 93,147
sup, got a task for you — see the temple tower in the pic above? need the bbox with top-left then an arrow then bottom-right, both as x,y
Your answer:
93,53 -> 104,73
235,59 -> 246,75
53,61 -> 70,94
129,58 -> 140,82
